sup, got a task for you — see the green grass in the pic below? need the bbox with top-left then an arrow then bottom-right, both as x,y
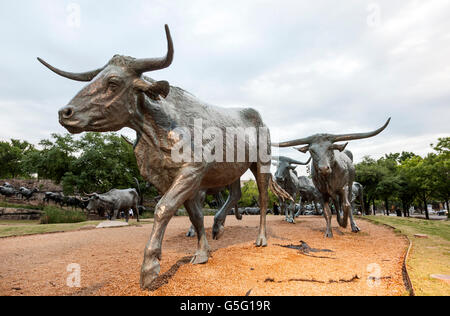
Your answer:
40,206 -> 87,224
0,220 -> 102,238
362,216 -> 450,296
0,218 -> 153,238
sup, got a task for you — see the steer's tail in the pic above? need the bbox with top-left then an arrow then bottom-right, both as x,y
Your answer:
269,176 -> 294,203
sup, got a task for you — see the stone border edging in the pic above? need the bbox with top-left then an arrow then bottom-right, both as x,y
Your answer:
359,217 -> 415,296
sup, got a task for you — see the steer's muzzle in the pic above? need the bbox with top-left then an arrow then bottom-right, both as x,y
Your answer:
58,105 -> 84,134
319,166 -> 332,176
59,106 -> 75,120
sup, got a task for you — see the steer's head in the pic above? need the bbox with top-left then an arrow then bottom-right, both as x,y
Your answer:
38,25 -> 174,134
85,193 -> 101,213
272,156 -> 311,182
273,119 -> 391,176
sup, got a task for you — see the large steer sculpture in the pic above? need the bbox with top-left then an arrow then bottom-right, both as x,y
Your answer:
273,119 -> 391,238
38,25 -> 291,289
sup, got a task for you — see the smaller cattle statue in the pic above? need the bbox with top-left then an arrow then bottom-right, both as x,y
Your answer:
272,156 -> 312,223
18,187 -> 39,201
86,189 -> 140,222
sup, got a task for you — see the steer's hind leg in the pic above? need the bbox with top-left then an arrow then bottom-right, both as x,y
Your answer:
212,179 -> 242,240
251,163 -> 269,247
345,185 -> 360,233
140,167 -> 203,290
184,194 -> 210,265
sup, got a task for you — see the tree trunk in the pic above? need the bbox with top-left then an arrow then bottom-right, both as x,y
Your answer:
423,193 -> 430,220
402,200 -> 407,217
372,199 -> 376,216
385,198 -> 389,216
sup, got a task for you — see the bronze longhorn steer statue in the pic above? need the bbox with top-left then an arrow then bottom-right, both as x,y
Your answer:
38,25 -> 291,289
272,156 -> 312,223
273,119 -> 390,238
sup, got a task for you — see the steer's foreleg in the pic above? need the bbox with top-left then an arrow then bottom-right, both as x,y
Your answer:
113,209 -> 119,220
323,199 -> 333,238
252,163 -> 269,247
286,193 -> 296,224
140,167 -> 203,290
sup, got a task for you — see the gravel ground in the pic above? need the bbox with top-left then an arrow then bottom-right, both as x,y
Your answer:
0,216 -> 408,296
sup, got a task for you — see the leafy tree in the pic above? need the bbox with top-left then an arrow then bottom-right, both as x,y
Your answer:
0,139 -> 35,178
429,138 -> 450,217
62,133 -> 142,194
355,156 -> 384,214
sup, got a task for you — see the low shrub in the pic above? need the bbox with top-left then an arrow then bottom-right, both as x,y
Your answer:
0,202 -> 45,210
40,206 -> 87,224
140,212 -> 154,219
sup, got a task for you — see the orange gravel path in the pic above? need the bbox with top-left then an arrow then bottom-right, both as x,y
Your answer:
0,216 -> 408,296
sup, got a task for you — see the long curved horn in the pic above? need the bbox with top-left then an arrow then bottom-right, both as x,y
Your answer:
272,136 -> 315,148
274,156 -> 311,165
131,24 -> 174,74
330,118 -> 391,143
292,157 -> 312,165
37,57 -> 105,82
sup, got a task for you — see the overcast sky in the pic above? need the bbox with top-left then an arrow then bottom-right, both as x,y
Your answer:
0,0 -> 449,178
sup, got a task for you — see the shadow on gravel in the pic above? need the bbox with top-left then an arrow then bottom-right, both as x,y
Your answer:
147,256 -> 192,292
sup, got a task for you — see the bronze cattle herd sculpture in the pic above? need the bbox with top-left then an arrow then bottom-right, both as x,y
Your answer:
38,25 -> 390,290
273,119 -> 391,237
272,156 -> 312,223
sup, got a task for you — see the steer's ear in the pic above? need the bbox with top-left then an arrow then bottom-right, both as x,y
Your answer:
295,145 -> 310,154
133,79 -> 170,101
331,142 -> 349,152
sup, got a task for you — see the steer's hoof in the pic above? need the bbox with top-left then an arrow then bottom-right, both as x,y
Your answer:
212,224 -> 225,240
140,259 -> 160,290
186,228 -> 196,238
325,231 -> 334,238
255,235 -> 268,247
286,217 -> 295,224
191,250 -> 209,265
351,225 -> 361,233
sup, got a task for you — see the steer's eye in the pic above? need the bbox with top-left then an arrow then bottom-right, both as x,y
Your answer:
107,78 -> 120,92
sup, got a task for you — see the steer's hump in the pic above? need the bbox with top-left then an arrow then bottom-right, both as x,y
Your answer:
240,108 -> 264,127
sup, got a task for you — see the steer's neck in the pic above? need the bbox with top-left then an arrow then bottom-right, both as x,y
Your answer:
129,93 -> 173,153
128,93 -> 178,194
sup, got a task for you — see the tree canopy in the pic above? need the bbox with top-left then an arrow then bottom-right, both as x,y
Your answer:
0,133 -> 448,217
